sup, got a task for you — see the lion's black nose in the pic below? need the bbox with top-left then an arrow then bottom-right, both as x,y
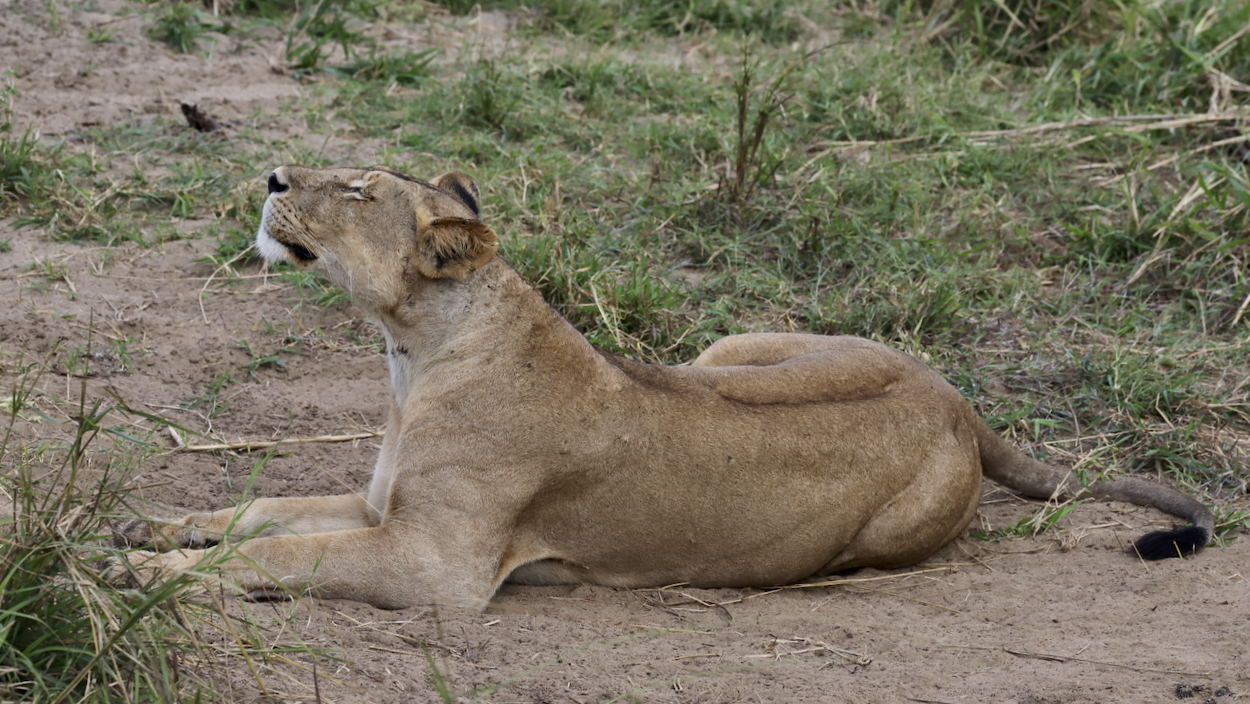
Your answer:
268,171 -> 289,195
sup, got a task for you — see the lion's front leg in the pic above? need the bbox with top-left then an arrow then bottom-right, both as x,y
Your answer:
114,493 -> 379,552
125,524 -> 496,610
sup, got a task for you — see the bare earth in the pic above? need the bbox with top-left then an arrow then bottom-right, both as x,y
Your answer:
1,1 -> 1247,702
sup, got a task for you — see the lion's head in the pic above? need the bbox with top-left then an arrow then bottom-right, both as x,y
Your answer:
256,166 -> 499,312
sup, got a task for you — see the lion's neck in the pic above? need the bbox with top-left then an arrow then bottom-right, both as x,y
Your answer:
372,257 -> 600,410
380,324 -> 416,409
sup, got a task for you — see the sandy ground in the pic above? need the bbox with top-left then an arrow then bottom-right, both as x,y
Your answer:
1,1 -> 1247,702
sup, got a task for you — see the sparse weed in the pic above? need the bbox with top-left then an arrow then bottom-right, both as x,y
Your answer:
971,501 -> 1085,542
182,370 -> 234,417
148,2 -> 210,54
235,338 -> 304,378
285,0 -> 371,73
29,253 -> 69,283
42,0 -> 62,33
277,268 -> 350,308
111,336 -> 136,371
720,47 -> 803,224
215,226 -> 262,264
0,86 -> 56,205
458,58 -> 529,135
60,342 -> 92,376
336,47 -> 438,86
86,25 -> 119,43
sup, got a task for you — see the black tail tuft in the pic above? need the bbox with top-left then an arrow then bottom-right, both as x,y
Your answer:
1132,526 -> 1210,560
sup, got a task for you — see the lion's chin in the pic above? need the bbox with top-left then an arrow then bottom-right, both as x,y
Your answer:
255,200 -> 289,264
255,199 -> 321,264
255,228 -> 290,264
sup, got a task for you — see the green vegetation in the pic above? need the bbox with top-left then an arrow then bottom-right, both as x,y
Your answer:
0,363 -> 330,701
59,0 -> 1234,517
321,0 -> 1250,525
2,366 -> 220,701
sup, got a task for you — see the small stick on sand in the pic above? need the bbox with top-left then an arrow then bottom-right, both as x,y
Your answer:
176,430 -> 384,452
844,586 -> 961,614
1002,647 -> 1214,676
949,645 -> 1212,676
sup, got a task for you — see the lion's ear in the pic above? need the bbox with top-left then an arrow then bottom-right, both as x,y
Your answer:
415,216 -> 499,280
430,172 -> 482,216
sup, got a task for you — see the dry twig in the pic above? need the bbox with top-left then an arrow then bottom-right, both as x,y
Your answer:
175,430 -> 383,452
751,636 -> 872,666
1002,646 -> 1214,676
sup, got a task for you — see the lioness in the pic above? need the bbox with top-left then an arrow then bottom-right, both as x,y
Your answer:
115,166 -> 1213,611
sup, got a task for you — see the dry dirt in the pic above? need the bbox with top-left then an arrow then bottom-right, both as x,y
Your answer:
1,1 -> 1247,702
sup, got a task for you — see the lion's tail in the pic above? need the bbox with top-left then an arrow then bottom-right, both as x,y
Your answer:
971,414 -> 1213,560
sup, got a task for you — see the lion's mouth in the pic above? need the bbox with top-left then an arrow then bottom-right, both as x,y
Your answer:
257,225 -> 319,264
283,241 -> 318,262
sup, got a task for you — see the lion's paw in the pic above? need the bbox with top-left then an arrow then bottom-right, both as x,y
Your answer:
110,518 -> 155,549
103,547 -> 211,590
109,516 -> 222,551
175,523 -> 222,550
102,549 -> 164,589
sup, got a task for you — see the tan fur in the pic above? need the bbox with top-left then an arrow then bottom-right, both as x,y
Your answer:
113,166 -> 1213,610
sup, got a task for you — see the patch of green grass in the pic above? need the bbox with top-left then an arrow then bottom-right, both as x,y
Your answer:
214,0 -> 440,88
0,86 -> 58,206
4,117 -> 249,244
1045,0 -> 1250,112
508,230 -> 688,360
436,0 -> 802,42
1214,506 -> 1250,543
214,226 -> 261,264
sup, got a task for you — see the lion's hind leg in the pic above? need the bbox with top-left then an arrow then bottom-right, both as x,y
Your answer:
689,333 -> 924,406
820,430 -> 982,573
692,333 -> 884,368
